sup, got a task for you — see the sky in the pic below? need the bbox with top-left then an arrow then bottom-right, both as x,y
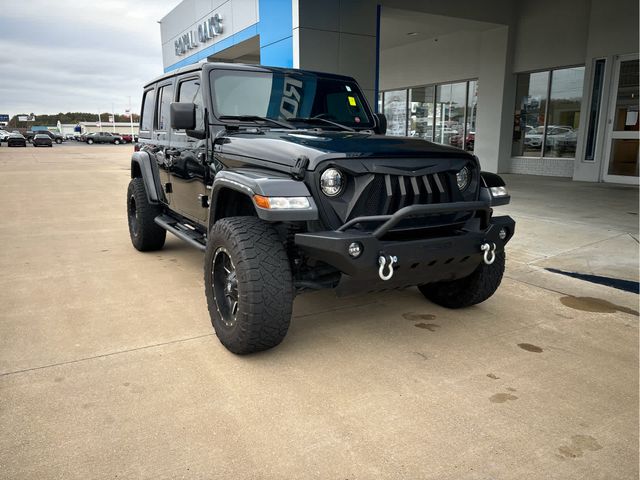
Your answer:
0,0 -> 181,116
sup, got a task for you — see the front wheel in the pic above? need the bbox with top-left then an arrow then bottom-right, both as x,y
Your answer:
55,139 -> 62,144
418,251 -> 506,308
204,217 -> 293,354
114,139 -> 120,145
87,139 -> 94,144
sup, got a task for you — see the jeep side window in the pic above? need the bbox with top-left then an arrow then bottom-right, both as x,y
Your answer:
176,78 -> 204,131
156,84 -> 174,132
140,89 -> 155,132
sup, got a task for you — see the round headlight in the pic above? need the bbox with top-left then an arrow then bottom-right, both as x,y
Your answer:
320,168 -> 344,197
456,166 -> 470,191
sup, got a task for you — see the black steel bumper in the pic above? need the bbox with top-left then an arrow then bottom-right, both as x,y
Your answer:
295,201 -> 515,295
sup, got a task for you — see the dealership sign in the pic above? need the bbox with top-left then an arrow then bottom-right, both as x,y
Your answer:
174,13 -> 223,56
0,114 -> 9,122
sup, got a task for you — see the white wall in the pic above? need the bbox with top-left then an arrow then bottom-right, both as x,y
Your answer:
294,0 -> 377,105
574,0 -> 639,181
379,26 -> 514,173
379,30 -> 483,91
512,0 -> 590,73
160,0 -> 259,68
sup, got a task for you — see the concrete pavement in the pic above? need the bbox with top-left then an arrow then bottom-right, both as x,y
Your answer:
0,145 -> 637,479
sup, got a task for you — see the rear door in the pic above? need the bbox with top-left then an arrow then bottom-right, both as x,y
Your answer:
153,80 -> 175,205
167,75 -> 208,223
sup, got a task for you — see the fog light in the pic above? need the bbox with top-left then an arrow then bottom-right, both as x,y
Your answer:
499,228 -> 507,240
348,242 -> 362,258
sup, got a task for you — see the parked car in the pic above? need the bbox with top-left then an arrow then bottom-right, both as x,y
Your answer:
127,62 -> 515,355
7,133 -> 27,147
114,133 -> 131,143
25,130 -> 64,144
0,129 -> 11,142
450,132 -> 475,150
524,126 -> 573,148
86,132 -> 124,144
32,134 -> 53,147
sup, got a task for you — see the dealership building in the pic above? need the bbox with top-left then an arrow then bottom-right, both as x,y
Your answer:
160,0 -> 639,184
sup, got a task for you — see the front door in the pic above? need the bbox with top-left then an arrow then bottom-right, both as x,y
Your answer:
167,76 -> 209,224
603,55 -> 639,184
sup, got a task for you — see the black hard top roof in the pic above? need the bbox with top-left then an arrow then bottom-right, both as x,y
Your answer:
144,62 -> 356,89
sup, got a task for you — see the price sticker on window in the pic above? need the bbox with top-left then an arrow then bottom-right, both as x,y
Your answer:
347,96 -> 357,107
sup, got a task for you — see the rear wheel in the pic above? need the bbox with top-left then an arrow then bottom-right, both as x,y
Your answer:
204,217 -> 293,354
127,178 -> 166,251
418,251 -> 506,308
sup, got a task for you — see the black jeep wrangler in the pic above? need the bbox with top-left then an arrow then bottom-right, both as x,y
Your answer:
128,63 -> 515,354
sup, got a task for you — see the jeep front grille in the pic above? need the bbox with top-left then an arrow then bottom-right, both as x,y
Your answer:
348,172 -> 454,220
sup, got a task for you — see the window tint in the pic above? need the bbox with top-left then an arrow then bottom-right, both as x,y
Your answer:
177,78 -> 204,130
210,70 -> 372,127
140,89 -> 155,131
156,84 -> 174,131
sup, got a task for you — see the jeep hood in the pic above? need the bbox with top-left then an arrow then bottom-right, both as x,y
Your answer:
219,129 -> 476,171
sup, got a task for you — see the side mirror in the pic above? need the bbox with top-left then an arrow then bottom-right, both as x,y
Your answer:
170,102 -> 196,130
374,113 -> 387,135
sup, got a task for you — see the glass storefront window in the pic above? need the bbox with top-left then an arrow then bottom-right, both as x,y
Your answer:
512,66 -> 585,158
409,86 -> 435,140
383,89 -> 407,136
462,80 -> 478,152
512,71 -> 549,156
435,82 -> 466,147
382,79 -> 478,146
545,67 -> 585,157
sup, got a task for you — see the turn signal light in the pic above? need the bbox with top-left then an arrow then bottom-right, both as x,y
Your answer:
253,195 -> 311,210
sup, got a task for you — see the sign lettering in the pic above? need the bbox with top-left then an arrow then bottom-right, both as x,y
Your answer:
175,13 -> 223,56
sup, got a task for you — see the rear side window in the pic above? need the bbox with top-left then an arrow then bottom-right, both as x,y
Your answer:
156,84 -> 174,131
140,89 -> 155,131
177,78 -> 204,130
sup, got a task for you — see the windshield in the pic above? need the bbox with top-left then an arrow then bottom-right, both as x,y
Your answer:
210,69 -> 373,128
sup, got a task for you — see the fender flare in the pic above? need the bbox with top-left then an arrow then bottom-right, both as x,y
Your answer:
480,171 -> 510,206
131,151 -> 162,204
210,169 -> 319,223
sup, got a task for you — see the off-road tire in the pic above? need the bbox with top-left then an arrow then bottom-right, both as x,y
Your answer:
418,250 -> 506,308
127,178 -> 166,251
204,217 -> 293,354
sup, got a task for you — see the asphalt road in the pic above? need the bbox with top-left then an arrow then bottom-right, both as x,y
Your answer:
0,144 -> 638,479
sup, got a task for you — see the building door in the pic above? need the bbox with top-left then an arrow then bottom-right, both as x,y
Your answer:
603,55 -> 639,184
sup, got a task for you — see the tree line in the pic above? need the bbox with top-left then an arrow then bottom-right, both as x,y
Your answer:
7,112 -> 140,128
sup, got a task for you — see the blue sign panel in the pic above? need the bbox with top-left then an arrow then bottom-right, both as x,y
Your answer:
0,114 -> 9,122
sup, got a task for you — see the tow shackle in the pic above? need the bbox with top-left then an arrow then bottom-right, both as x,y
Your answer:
378,254 -> 398,281
480,242 -> 496,265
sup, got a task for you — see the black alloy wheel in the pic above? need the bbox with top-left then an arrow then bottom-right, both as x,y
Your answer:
212,247 -> 239,328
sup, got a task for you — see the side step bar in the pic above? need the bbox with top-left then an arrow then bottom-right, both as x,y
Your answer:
154,214 -> 206,251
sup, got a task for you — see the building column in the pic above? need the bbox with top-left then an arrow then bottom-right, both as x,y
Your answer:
293,0 -> 378,106
475,26 -> 515,173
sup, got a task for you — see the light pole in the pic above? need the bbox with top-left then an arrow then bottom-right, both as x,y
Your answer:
128,96 -> 134,138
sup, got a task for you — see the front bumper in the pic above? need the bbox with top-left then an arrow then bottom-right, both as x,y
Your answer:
295,201 -> 515,295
